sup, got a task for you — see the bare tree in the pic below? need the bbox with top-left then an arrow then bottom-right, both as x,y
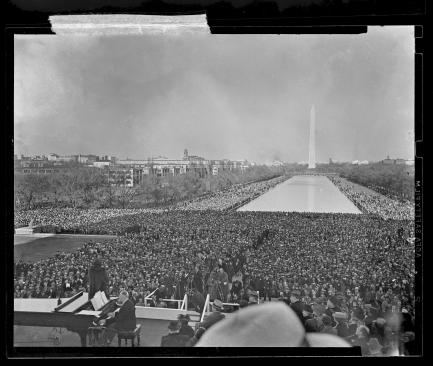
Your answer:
14,173 -> 49,210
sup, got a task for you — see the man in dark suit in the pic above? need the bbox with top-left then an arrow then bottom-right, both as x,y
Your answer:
160,320 -> 191,347
154,284 -> 168,304
193,266 -> 204,293
190,288 -> 205,313
99,290 -> 136,346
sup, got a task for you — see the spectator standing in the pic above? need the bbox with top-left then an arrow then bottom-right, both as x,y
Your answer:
178,314 -> 195,338
88,258 -> 109,300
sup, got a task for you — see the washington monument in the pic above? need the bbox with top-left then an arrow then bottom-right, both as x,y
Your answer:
308,104 -> 316,169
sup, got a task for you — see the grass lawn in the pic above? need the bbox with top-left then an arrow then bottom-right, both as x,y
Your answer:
14,234 -> 116,263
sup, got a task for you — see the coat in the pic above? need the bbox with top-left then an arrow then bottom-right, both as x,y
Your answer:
207,271 -> 220,300
160,333 -> 191,347
179,324 -> 195,338
105,299 -> 136,331
214,270 -> 229,300
193,271 -> 204,293
190,290 -> 206,312
88,264 -> 109,300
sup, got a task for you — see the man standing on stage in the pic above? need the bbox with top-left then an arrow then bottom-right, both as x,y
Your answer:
193,265 -> 204,294
216,267 -> 229,302
207,266 -> 220,301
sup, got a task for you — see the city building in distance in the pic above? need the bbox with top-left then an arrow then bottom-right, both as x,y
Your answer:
14,149 -> 253,187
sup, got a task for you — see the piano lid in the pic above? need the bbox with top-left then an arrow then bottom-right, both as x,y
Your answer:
14,292 -> 91,313
14,298 -> 70,313
57,293 -> 89,313
76,310 -> 102,316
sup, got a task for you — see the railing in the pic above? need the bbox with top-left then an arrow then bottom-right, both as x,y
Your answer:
143,289 -> 157,307
200,294 -> 211,323
160,298 -> 184,309
143,289 -> 187,309
180,293 -> 188,311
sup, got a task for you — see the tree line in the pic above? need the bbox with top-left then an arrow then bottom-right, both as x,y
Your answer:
14,165 -> 285,211
314,163 -> 415,201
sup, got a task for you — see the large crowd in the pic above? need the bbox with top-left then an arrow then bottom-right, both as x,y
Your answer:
329,176 -> 414,221
14,176 -> 286,234
14,207 -> 165,233
13,173 -> 417,354
174,176 -> 287,211
14,210 -> 415,354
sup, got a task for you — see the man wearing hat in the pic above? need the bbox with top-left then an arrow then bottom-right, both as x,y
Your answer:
178,314 -> 195,338
160,320 -> 190,347
99,290 -> 137,346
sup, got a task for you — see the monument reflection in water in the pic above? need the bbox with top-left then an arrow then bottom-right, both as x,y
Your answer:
308,104 -> 316,170
237,175 -> 361,214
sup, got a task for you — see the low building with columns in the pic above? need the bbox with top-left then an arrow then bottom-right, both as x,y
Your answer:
111,150 -> 252,186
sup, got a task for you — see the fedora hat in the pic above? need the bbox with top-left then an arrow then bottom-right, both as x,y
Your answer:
168,320 -> 180,331
212,299 -> 224,311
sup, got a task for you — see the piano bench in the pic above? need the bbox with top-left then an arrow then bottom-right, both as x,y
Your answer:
117,324 -> 141,347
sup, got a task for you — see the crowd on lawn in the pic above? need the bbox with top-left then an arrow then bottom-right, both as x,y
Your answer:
13,173 -> 417,354
14,207 -> 165,233
329,176 -> 414,221
14,176 -> 286,233
174,175 -> 287,211
14,209 -> 415,355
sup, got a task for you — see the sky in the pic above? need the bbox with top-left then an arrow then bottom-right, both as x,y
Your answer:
14,26 -> 414,164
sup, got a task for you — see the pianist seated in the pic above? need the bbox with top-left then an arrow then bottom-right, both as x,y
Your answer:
97,290 -> 137,346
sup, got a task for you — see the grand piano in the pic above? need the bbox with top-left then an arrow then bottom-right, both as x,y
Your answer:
14,291 -> 119,346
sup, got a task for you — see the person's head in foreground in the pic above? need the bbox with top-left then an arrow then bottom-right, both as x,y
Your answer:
168,320 -> 181,334
178,314 -> 190,326
195,302 -> 351,347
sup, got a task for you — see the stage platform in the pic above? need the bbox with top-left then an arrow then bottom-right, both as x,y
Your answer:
14,295 -> 212,347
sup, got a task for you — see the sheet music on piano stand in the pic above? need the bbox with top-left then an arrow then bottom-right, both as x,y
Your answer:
101,291 -> 109,306
90,291 -> 106,311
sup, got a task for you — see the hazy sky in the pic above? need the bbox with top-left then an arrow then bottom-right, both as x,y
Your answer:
14,26 -> 414,163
